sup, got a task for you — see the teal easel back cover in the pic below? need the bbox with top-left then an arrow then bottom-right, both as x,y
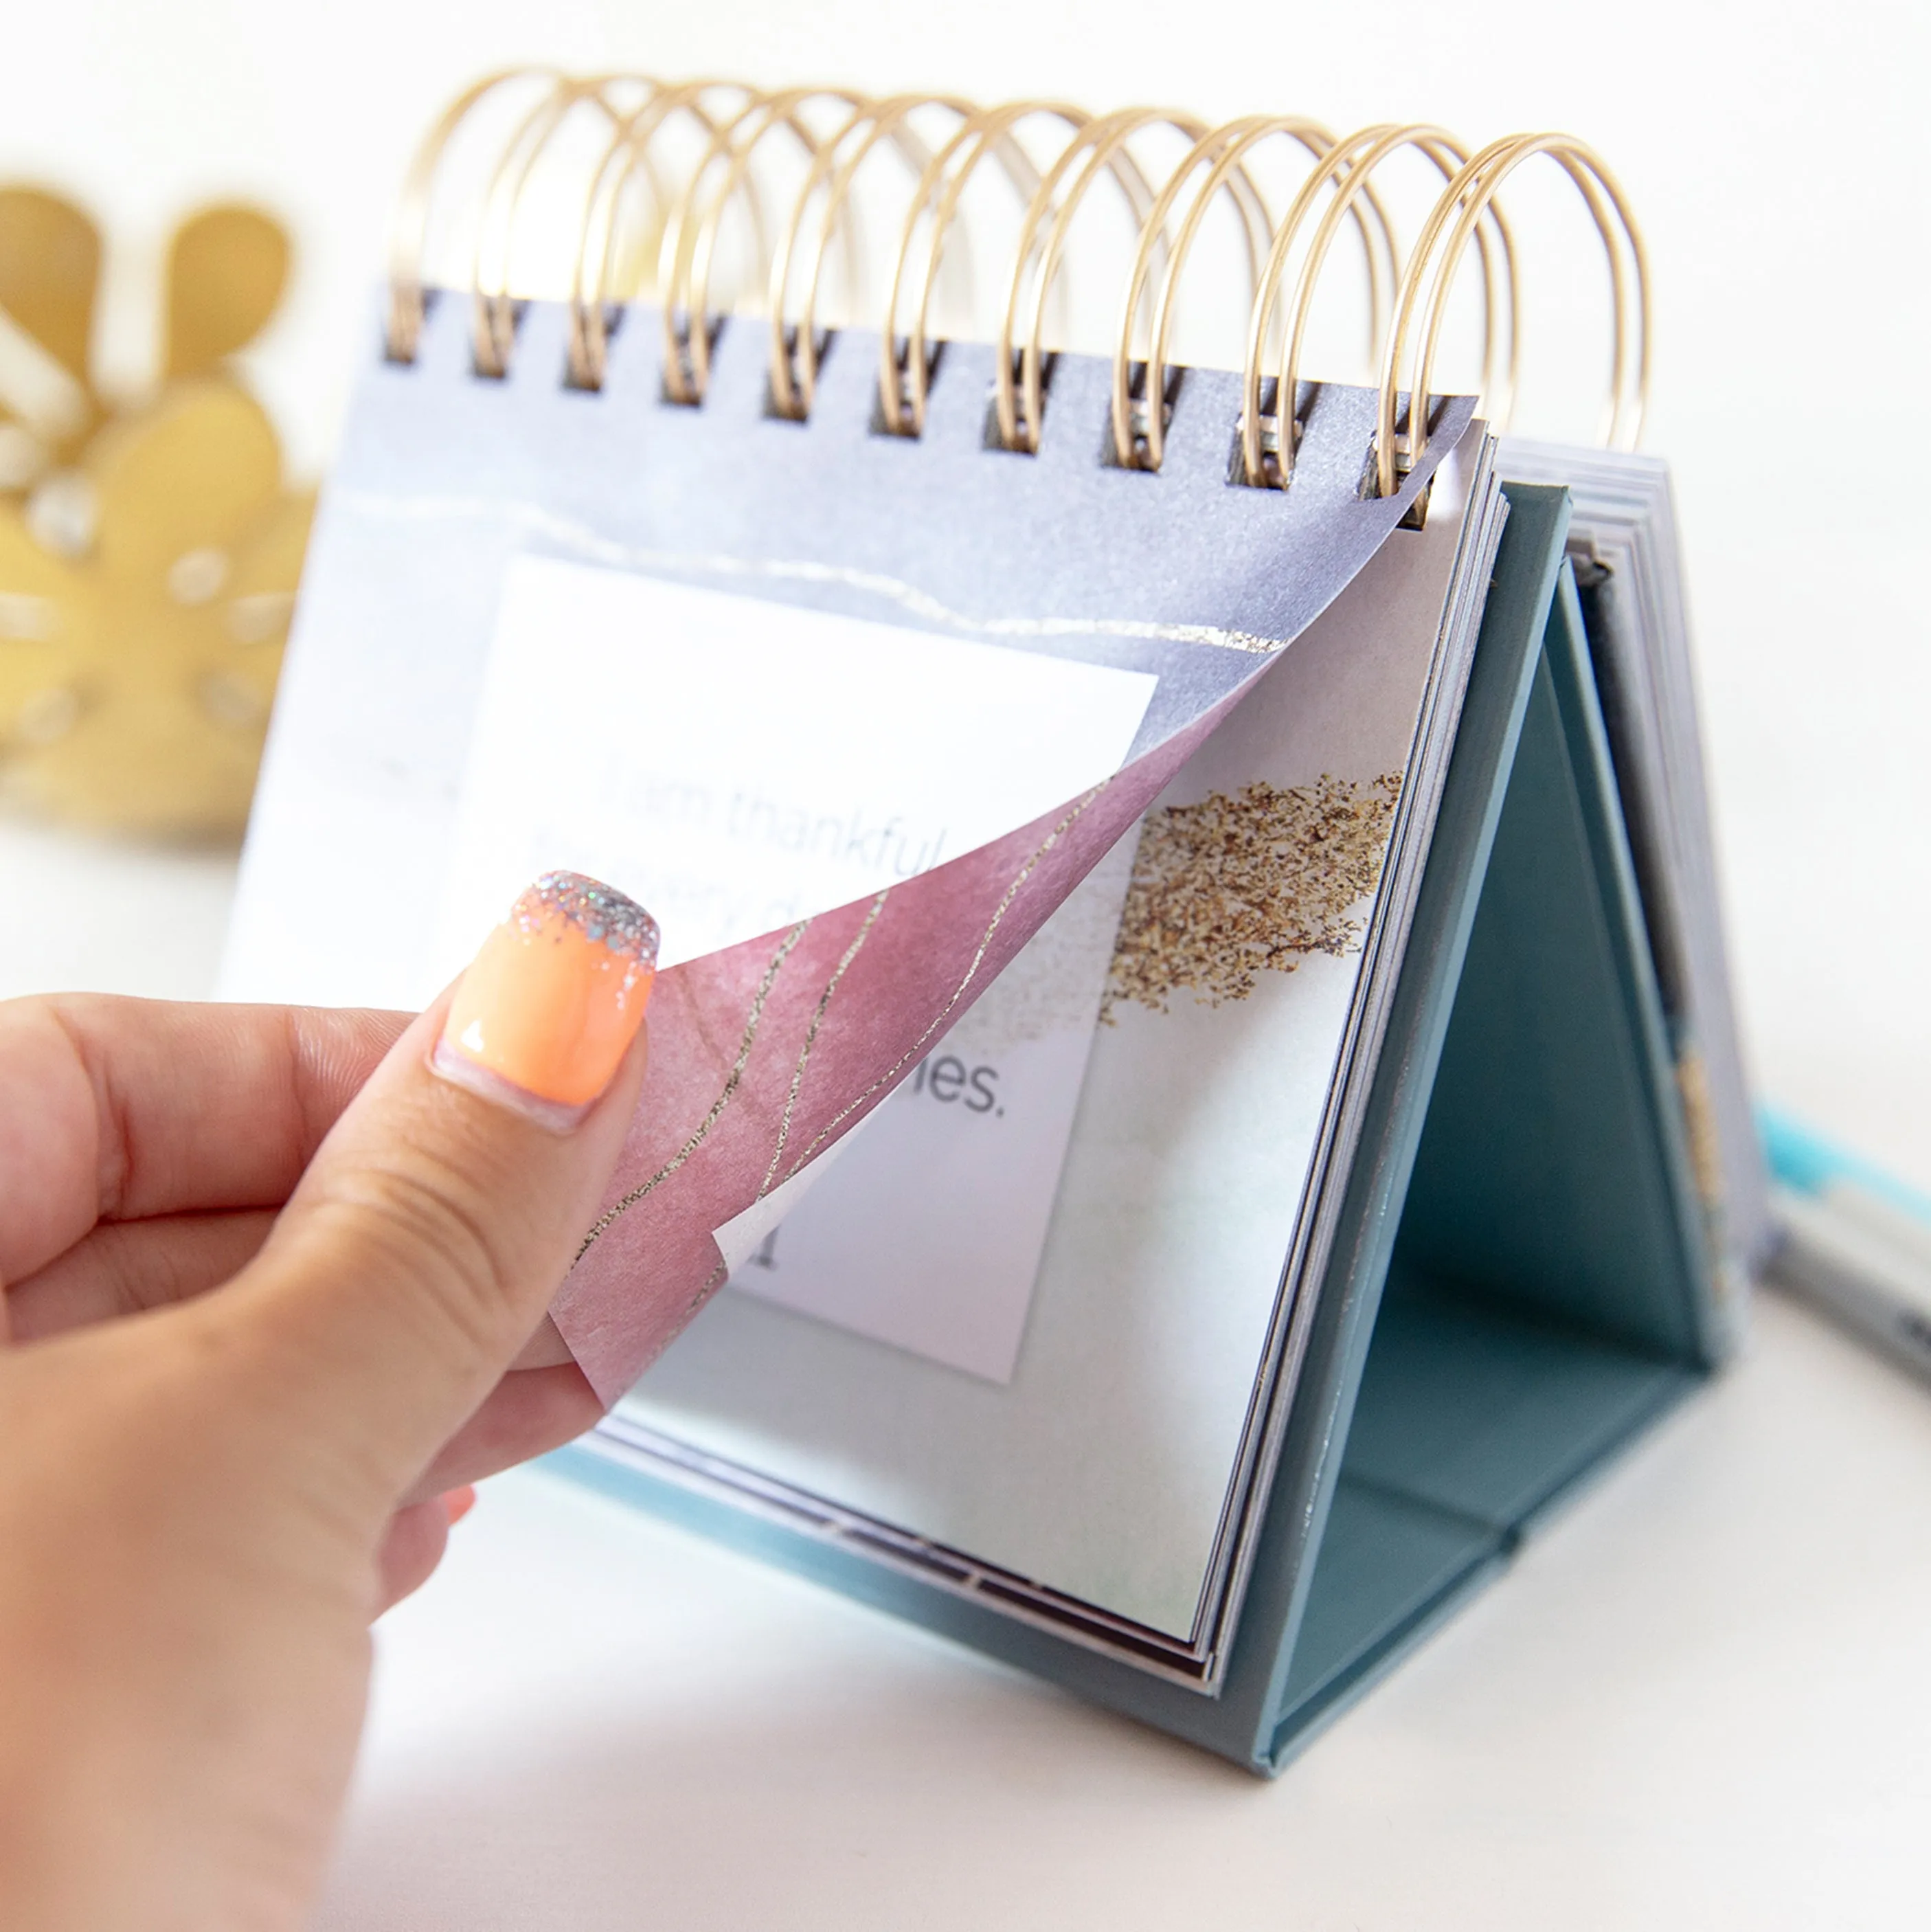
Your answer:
1263,497 -> 1716,1765
552,481 -> 1718,1771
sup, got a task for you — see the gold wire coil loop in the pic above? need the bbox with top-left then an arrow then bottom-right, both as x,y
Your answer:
1239,124 -> 1517,491
659,89 -> 860,406
469,75 -> 653,379
565,80 -> 742,392
1109,117 -> 1353,474
391,75 -> 1649,488
1376,132 -> 1648,499
767,94 -> 967,423
992,107 -> 1206,455
878,100 -> 1076,438
385,66 -> 566,363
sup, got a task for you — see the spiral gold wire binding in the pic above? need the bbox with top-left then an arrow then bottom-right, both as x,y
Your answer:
1375,133 -> 1648,499
878,101 -> 1076,438
1109,117 -> 1359,473
385,66 -> 565,363
767,95 -> 969,423
385,75 -> 1649,493
1238,125 -> 1517,491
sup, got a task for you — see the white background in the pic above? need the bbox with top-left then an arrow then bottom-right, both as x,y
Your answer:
3,0 -> 1926,1185
315,1293 -> 1931,1932
3,7 -> 1930,1924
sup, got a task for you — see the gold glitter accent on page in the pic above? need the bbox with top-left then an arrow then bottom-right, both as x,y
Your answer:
1105,773 -> 1402,1017
780,782 -> 1109,1184
574,919 -> 810,1260
684,1257 -> 730,1325
758,889 -> 890,1199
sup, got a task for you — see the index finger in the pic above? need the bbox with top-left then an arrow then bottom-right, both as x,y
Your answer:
0,994 -> 406,1286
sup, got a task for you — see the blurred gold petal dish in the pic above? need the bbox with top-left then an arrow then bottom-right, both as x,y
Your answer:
0,190 -> 308,839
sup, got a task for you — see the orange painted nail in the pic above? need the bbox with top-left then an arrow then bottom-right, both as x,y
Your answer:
441,1485 -> 477,1527
431,870 -> 659,1131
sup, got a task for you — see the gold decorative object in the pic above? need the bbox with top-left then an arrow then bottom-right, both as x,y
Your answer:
0,189 -> 310,839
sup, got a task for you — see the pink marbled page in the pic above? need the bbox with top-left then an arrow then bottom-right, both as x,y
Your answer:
552,677 -> 1248,1402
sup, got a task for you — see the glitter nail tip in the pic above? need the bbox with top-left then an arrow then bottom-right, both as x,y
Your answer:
508,870 -> 661,971
434,870 -> 658,1123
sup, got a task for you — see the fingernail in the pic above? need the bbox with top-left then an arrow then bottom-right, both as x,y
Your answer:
431,870 -> 659,1130
441,1485 -> 477,1527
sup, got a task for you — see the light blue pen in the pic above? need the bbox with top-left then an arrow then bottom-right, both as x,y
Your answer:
1761,1108 -> 1931,1386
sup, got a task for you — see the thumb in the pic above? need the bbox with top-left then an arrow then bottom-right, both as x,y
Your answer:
222,873 -> 657,1503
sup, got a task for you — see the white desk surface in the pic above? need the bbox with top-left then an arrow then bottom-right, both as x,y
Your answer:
5,818 -> 1929,1929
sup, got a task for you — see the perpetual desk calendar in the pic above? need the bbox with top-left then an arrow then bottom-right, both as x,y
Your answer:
225,78 -> 1765,1771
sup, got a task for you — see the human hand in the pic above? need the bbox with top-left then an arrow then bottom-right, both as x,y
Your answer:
0,872 -> 657,1929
